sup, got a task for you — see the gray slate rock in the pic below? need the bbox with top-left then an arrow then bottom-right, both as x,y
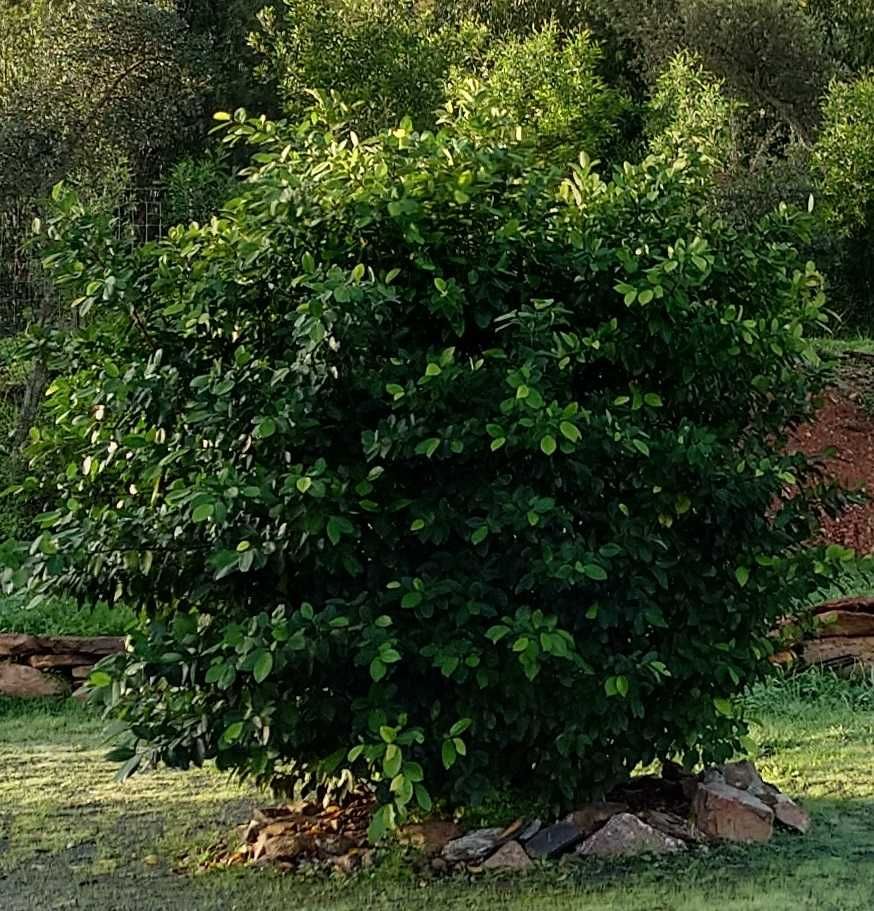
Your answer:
578,813 -> 686,858
442,828 -> 503,864
525,821 -> 583,859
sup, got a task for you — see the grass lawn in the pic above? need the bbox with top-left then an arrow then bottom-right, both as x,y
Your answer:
1,673 -> 874,911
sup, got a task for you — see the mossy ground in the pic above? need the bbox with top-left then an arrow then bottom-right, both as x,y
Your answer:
1,672 -> 874,910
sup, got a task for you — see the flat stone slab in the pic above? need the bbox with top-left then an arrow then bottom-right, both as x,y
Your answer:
692,783 -> 774,842
578,812 -> 686,857
442,828 -> 503,864
815,609 -> 874,638
30,653 -> 96,669
0,634 -> 40,657
524,821 -> 582,859
566,802 -> 629,838
38,635 -> 125,656
0,662 -> 69,697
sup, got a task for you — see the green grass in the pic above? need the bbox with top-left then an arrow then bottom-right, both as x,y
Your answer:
0,593 -> 137,636
814,333 -> 874,357
2,672 -> 874,910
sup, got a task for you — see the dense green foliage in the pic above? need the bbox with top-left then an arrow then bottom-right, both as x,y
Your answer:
11,82 -> 847,834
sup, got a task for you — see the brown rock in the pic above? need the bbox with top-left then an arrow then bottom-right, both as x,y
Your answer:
72,686 -> 89,701
769,650 -> 797,668
0,662 -> 69,697
815,610 -> 874,639
481,840 -> 533,871
398,820 -> 462,856
37,635 -> 125,656
578,813 -> 685,857
692,783 -> 774,843
813,595 -> 874,615
0,634 -> 40,657
565,802 -> 629,838
771,794 -> 811,834
640,809 -> 698,843
29,653 -> 95,670
71,664 -> 94,680
801,637 -> 874,669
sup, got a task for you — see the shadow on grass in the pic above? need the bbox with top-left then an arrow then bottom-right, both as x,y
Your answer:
3,796 -> 874,911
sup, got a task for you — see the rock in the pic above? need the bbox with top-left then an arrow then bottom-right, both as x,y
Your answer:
29,653 -> 95,670
700,767 -> 725,786
399,821 -> 462,856
692,783 -> 774,842
771,794 -> 811,834
481,840 -> 533,871
71,664 -> 94,680
640,809 -> 698,843
815,610 -> 874,638
801,637 -> 874,669
578,813 -> 686,857
719,760 -> 764,792
769,650 -> 797,668
442,828 -> 503,865
0,662 -> 69,697
565,802 -> 629,838
524,821 -> 583,859
0,634 -> 40,657
37,635 -> 125,656
498,818 -> 524,840
72,686 -> 89,701
518,819 -> 542,842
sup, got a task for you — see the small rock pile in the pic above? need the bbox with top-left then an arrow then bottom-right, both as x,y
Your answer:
429,759 -> 809,872
224,760 -> 809,876
211,794 -> 377,874
774,596 -> 874,671
0,634 -> 124,697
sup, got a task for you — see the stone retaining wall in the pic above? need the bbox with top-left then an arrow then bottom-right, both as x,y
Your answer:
0,634 -> 125,697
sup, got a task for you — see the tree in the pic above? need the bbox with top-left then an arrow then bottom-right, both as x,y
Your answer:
15,82 -> 842,833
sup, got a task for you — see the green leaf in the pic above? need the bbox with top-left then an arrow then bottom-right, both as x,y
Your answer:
223,721 -> 243,744
252,649 -> 273,683
559,421 -> 581,442
540,435 -> 557,456
370,658 -> 387,681
615,675 -> 629,697
296,477 -> 312,494
367,804 -> 395,843
401,591 -> 423,609
254,417 -> 277,439
89,670 -> 112,688
582,563 -> 608,581
735,566 -> 750,587
485,624 -> 509,642
414,784 -> 432,813
192,503 -> 214,523
471,525 -> 489,545
713,697 -> 734,717
450,718 -> 472,737
384,743 -> 402,777
441,739 -> 457,769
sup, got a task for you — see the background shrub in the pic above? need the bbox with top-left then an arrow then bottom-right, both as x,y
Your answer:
251,0 -> 487,133
16,83 -> 844,833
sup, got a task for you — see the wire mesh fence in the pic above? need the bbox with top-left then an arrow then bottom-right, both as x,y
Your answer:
0,186 -> 167,338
